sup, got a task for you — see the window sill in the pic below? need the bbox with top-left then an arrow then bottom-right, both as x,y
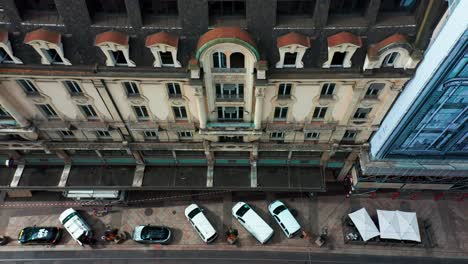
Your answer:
362,96 -> 380,103
25,92 -> 43,98
70,93 -> 85,97
351,120 -> 368,125
319,95 -> 336,103
276,95 -> 292,101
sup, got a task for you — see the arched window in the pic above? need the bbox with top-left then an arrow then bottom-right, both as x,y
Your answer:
383,52 -> 399,67
213,52 -> 227,68
230,52 -> 245,68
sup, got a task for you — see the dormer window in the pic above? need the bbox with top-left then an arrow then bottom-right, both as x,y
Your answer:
24,28 -> 71,65
0,48 -> 14,63
145,32 -> 181,68
95,31 -> 135,67
382,52 -> 399,67
364,34 -> 418,70
276,32 -> 310,69
323,32 -> 362,69
330,52 -> 346,67
160,51 -> 173,65
283,52 -> 297,67
112,50 -> 127,65
0,31 -> 21,64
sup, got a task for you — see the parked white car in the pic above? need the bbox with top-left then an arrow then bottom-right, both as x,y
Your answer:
232,202 -> 274,244
268,200 -> 301,238
184,204 -> 218,243
59,208 -> 93,246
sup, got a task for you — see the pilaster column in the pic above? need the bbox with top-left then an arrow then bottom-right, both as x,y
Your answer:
337,151 -> 359,181
0,86 -> 38,140
0,89 -> 30,128
254,87 -> 265,129
339,81 -> 367,125
194,85 -> 207,129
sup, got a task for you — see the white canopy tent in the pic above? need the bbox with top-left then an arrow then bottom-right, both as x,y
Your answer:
377,210 -> 421,242
377,210 -> 400,240
396,210 -> 421,242
348,208 -> 380,241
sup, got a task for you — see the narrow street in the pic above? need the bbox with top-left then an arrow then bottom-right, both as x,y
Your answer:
0,249 -> 465,264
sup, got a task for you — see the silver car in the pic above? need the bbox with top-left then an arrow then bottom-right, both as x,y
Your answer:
132,225 -> 171,244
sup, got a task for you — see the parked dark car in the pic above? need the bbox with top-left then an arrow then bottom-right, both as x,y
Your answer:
18,227 -> 62,245
132,225 -> 171,244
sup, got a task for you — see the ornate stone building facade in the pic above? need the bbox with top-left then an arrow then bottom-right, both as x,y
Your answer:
0,0 -> 445,196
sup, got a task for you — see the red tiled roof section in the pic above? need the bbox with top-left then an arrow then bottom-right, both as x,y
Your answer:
0,31 -> 7,44
145,32 -> 178,47
24,28 -> 61,45
277,32 -> 310,48
95,31 -> 129,46
368,34 -> 408,57
327,32 -> 362,47
197,27 -> 256,50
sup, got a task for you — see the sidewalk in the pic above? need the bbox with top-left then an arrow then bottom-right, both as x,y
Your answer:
0,192 -> 466,259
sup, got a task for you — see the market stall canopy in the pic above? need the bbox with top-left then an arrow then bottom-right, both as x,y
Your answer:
396,211 -> 421,242
377,210 -> 400,240
348,208 -> 380,241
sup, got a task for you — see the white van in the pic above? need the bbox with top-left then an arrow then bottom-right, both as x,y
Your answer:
268,200 -> 301,238
232,202 -> 274,244
59,208 -> 93,245
184,204 -> 218,243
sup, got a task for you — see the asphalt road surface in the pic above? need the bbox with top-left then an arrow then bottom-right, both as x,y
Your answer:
0,250 -> 465,264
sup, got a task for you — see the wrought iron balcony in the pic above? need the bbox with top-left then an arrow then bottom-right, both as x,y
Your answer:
168,93 -> 183,99
207,122 -> 254,129
216,94 -> 244,102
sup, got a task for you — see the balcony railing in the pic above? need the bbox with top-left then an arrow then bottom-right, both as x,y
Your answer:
207,122 -> 254,129
216,94 -> 244,102
168,93 -> 183,99
277,94 -> 291,100
211,68 -> 246,74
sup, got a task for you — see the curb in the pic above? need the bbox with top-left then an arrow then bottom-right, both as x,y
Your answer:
0,243 -> 467,260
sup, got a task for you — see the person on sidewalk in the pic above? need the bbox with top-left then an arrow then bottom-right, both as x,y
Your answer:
300,230 -> 310,241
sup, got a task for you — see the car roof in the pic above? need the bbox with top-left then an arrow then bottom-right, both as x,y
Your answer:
141,226 -> 170,239
185,204 -> 216,238
191,212 -> 216,237
233,202 -> 274,243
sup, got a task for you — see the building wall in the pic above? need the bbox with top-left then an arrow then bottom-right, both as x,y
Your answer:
0,0 -> 446,184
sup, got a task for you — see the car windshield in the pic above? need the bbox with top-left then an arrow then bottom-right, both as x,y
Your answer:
187,208 -> 202,219
141,227 -> 168,240
236,204 -> 250,217
273,205 -> 287,215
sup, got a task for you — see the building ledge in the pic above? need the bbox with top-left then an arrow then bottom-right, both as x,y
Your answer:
358,150 -> 468,177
